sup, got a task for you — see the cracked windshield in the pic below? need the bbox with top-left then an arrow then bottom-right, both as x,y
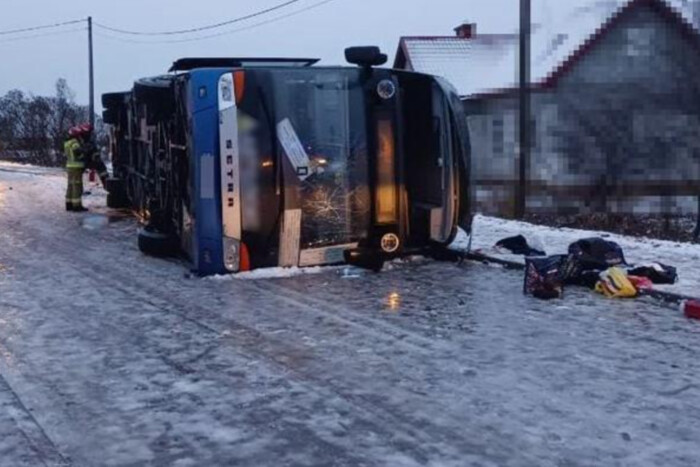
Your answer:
273,69 -> 370,248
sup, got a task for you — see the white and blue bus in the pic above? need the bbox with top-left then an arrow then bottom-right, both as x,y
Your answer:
103,47 -> 472,275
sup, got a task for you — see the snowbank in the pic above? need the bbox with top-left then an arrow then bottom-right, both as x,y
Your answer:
453,215 -> 700,297
208,266 -> 331,281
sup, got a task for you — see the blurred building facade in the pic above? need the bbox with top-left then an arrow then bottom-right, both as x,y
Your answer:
396,0 -> 700,219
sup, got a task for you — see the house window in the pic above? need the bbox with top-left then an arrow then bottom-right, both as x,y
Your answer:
492,117 -> 504,156
626,27 -> 653,57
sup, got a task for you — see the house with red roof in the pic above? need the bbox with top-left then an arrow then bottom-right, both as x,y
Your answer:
396,0 -> 700,219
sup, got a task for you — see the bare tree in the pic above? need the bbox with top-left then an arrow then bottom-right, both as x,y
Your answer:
48,79 -> 87,166
0,79 -> 93,166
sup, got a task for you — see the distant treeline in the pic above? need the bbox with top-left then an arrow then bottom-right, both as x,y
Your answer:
0,79 -> 105,167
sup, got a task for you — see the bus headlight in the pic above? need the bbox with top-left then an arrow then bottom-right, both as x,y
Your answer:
223,237 -> 240,272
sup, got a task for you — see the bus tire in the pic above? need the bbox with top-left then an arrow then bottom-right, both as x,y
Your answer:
102,108 -> 119,125
138,228 -> 177,258
101,91 -> 128,109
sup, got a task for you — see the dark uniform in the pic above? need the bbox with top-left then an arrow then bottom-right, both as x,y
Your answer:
64,137 -> 85,211
82,139 -> 109,187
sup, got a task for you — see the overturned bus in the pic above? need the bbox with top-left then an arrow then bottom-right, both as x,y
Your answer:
102,47 -> 472,275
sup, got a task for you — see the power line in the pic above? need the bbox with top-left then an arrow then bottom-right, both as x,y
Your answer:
0,19 -> 85,36
94,0 -> 303,36
93,0 -> 337,44
0,27 -> 86,44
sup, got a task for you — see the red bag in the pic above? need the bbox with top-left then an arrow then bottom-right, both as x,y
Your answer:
684,301 -> 700,321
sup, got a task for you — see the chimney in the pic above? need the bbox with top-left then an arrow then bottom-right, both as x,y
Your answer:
454,22 -> 476,39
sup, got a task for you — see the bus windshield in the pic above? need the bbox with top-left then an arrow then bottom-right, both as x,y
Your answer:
271,69 -> 371,248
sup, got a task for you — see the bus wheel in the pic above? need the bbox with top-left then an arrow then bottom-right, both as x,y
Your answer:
138,228 -> 177,257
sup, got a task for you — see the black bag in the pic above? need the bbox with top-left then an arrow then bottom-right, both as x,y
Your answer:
496,235 -> 546,257
559,254 -> 602,289
568,238 -> 626,270
524,255 -> 565,300
628,263 -> 677,285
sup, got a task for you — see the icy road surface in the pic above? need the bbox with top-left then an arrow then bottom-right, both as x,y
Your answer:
0,164 -> 700,466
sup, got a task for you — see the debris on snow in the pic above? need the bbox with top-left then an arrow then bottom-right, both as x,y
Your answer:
452,215 -> 700,297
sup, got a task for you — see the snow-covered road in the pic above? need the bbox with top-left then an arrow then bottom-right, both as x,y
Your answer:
1,164 -> 699,466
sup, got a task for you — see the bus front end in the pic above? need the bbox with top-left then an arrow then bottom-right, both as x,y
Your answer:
207,61 -> 471,274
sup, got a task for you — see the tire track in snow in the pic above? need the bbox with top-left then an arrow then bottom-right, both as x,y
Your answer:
0,353 -> 71,466
0,222 -> 474,463
0,181 -> 528,463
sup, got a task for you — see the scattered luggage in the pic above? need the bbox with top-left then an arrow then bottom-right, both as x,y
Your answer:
594,267 -> 638,298
524,255 -> 565,300
627,275 -> 654,291
557,237 -> 626,289
560,255 -> 600,289
627,262 -> 677,285
514,235 -> 685,305
684,300 -> 700,320
496,235 -> 546,257
568,238 -> 626,271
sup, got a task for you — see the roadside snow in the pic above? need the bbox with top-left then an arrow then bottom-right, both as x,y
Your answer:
0,160 -> 63,176
208,266 -> 331,280
453,215 -> 700,297
206,254 -> 430,280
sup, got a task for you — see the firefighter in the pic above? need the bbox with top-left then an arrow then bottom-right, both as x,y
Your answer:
64,126 -> 86,212
78,123 -> 109,187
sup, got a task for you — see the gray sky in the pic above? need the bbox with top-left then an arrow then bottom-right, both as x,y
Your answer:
1,0 -> 593,106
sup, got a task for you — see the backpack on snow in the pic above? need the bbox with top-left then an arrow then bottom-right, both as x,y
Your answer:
524,255 -> 565,300
562,238 -> 626,287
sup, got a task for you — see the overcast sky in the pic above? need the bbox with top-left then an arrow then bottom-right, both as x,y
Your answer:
1,0 -> 607,107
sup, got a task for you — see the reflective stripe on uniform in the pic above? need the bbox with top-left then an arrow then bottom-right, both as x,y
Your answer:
64,138 -> 83,169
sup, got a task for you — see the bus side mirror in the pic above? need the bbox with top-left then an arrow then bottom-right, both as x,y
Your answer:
345,46 -> 388,68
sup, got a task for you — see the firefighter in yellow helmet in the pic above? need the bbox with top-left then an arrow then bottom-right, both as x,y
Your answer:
64,126 -> 87,212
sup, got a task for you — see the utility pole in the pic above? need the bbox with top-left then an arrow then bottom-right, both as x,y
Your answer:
517,0 -> 531,219
694,195 -> 700,242
88,16 -> 95,127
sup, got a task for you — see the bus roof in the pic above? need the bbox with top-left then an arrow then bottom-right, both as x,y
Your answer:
169,57 -> 320,72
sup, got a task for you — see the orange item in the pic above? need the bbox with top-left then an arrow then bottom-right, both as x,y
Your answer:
239,242 -> 251,272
